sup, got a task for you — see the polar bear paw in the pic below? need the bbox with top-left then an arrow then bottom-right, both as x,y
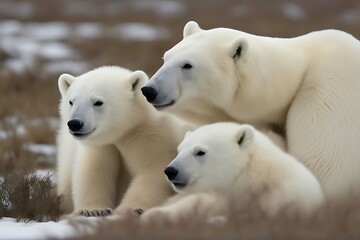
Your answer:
76,208 -> 113,217
134,208 -> 144,216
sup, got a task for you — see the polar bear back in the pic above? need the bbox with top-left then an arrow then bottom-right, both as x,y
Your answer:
286,30 -> 360,199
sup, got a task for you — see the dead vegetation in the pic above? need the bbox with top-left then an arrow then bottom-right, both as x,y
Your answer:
0,170 -> 62,222
68,197 -> 360,240
0,132 -> 61,221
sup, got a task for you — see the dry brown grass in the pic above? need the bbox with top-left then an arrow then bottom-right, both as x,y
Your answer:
0,73 -> 59,118
0,132 -> 61,221
0,170 -> 62,222
67,197 -> 360,240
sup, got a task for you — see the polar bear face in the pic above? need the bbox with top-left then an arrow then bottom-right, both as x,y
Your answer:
58,66 -> 147,145
141,21 -> 249,110
164,122 -> 255,193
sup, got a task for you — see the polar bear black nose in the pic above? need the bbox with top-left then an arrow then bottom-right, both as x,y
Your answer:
67,119 -> 84,131
164,166 -> 179,181
141,86 -> 158,103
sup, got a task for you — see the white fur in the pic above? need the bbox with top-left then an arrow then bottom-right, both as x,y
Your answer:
142,122 -> 324,222
56,66 -> 194,216
143,21 -> 360,199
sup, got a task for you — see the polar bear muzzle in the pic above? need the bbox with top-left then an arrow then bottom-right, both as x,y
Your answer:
164,166 -> 178,181
67,119 -> 83,132
164,166 -> 187,190
67,119 -> 95,138
141,86 -> 158,103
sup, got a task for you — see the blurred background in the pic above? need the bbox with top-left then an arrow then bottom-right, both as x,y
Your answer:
1,0 -> 360,78
0,0 -> 359,219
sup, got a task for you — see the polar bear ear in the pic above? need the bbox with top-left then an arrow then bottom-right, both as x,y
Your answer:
229,38 -> 249,61
58,73 -> 76,96
130,70 -> 148,92
183,21 -> 203,38
236,124 -> 255,147
184,131 -> 192,139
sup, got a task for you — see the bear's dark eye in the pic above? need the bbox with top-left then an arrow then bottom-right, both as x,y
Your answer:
94,101 -> 103,107
195,150 -> 206,157
182,63 -> 193,70
69,100 -> 73,106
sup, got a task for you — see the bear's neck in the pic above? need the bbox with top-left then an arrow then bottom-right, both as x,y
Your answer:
240,145 -> 288,193
114,102 -> 189,174
228,41 -> 308,128
118,97 -> 161,142
117,112 -> 162,147
165,96 -> 235,127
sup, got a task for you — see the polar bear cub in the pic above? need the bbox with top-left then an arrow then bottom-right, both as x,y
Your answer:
142,122 -> 324,221
57,66 -> 193,216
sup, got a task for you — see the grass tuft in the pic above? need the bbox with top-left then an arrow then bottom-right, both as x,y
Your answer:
0,171 -> 62,222
0,132 -> 61,221
69,197 -> 360,240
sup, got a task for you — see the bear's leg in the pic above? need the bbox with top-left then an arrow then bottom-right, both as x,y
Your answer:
72,144 -> 121,217
56,130 -> 76,214
141,193 -> 226,223
114,174 -> 174,215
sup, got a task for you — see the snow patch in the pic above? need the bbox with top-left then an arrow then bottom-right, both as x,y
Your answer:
340,9 -> 360,24
281,3 -> 305,21
1,36 -> 39,72
30,169 -> 56,183
132,0 -> 186,16
0,218 -> 77,240
0,20 -> 171,75
0,21 -> 78,75
16,125 -> 27,136
24,22 -> 71,41
74,23 -> 102,39
0,21 -> 22,35
155,1 -> 186,16
0,216 -> 125,239
38,42 -> 76,60
4,59 -> 28,74
112,23 -> 170,41
25,144 -> 56,156
0,131 -> 7,140
43,60 -> 88,75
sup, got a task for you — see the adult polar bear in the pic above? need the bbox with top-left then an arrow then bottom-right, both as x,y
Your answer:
141,21 -> 360,200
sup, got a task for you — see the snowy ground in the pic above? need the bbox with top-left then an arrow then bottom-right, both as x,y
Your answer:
0,20 -> 171,76
0,217 -> 76,240
0,0 -> 188,77
1,1 -> 359,77
0,215 -> 123,240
